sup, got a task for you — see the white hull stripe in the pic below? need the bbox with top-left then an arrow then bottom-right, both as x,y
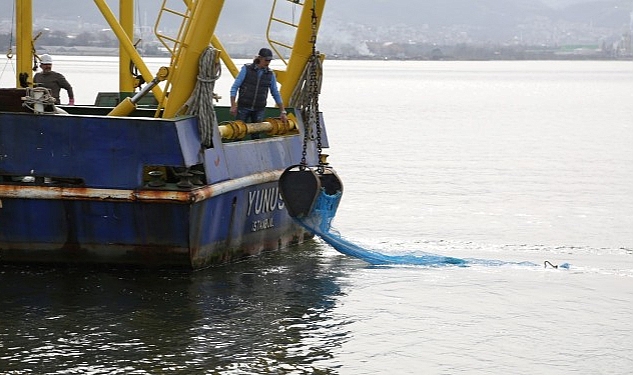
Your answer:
0,170 -> 283,204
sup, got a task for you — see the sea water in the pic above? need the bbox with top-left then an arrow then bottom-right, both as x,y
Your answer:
1,57 -> 632,374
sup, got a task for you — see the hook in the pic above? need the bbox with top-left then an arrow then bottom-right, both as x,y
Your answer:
544,260 -> 558,269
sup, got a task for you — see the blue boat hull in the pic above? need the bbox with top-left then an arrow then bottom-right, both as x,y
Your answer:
0,181 -> 311,269
0,99 -> 327,269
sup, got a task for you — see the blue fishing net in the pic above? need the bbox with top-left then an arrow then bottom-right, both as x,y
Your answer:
297,189 -> 466,266
297,189 -> 570,269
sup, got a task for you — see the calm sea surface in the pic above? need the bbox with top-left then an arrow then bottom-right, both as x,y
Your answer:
1,57 -> 632,374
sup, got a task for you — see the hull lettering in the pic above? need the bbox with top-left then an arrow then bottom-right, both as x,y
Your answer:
251,217 -> 274,232
247,187 -> 285,216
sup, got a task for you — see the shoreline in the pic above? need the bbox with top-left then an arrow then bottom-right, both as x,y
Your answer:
35,46 -> 633,62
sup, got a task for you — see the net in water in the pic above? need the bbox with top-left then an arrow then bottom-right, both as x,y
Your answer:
296,189 -> 466,266
296,189 -> 569,269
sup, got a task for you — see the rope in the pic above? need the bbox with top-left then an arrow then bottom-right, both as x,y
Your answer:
291,56 -> 323,169
184,47 -> 221,148
0,1 -> 16,82
288,55 -> 323,109
544,260 -> 570,269
1,52 -> 16,82
21,87 -> 57,113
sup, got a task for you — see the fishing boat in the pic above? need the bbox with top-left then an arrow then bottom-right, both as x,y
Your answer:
0,0 -> 342,269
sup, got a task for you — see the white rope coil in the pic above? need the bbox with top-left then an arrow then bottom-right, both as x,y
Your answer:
184,47 -> 221,147
22,87 -> 58,114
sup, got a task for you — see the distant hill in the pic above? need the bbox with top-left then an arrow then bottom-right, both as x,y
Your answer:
0,0 -> 631,44
324,0 -> 631,30
328,0 -> 552,28
0,0 -> 629,27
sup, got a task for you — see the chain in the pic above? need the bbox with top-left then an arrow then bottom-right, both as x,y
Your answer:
303,0 -> 324,172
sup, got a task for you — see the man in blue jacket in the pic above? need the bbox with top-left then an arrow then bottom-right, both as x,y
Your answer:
230,48 -> 287,138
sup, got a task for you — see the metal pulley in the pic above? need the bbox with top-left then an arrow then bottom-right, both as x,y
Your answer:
279,164 -> 343,218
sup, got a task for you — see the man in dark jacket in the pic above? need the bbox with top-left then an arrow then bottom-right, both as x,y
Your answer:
230,48 -> 287,138
33,54 -> 74,105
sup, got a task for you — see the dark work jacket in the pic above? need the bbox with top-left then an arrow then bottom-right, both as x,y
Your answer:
237,63 -> 273,110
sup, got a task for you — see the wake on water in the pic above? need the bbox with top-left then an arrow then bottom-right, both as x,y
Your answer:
297,190 -> 570,269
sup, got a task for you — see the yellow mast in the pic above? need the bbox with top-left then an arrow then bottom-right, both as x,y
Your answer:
160,0 -> 225,118
119,0 -> 135,93
11,0 -> 322,114
211,35 -> 238,78
15,0 -> 33,88
93,0 -> 163,100
278,0 -> 326,105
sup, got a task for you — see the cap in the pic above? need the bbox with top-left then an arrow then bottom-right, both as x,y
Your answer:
40,54 -> 53,64
258,48 -> 273,61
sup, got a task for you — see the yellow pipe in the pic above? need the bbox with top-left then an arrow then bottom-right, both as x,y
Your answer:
107,66 -> 169,117
278,0 -> 326,105
161,0 -> 225,118
119,0 -> 135,93
15,0 -> 33,88
218,116 -> 297,140
218,120 -> 248,140
93,0 -> 164,102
